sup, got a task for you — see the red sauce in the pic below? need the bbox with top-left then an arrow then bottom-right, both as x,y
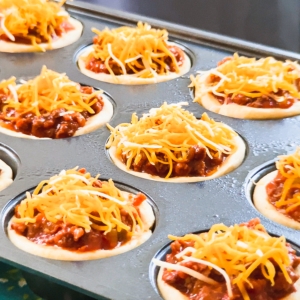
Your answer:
123,145 -> 227,178
85,44 -> 185,74
54,21 -> 75,37
0,85 -> 104,139
266,171 -> 300,221
162,219 -> 300,300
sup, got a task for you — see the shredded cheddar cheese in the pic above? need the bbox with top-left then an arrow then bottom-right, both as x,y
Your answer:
0,0 -> 70,51
106,102 -> 238,178
1,66 -> 103,120
0,76 -> 16,95
275,148 -> 300,212
84,22 -> 182,80
155,220 -> 292,300
14,168 -> 145,235
190,53 -> 300,101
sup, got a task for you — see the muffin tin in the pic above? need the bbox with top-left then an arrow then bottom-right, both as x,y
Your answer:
1,1 -> 300,299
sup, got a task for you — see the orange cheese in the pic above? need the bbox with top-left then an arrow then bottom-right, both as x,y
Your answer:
1,66 -> 103,120
0,76 -> 16,94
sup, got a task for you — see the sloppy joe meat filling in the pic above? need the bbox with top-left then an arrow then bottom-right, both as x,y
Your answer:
85,43 -> 185,74
122,145 -> 228,178
11,211 -> 131,252
162,219 -> 300,300
215,91 -> 295,109
0,86 -> 104,139
266,171 -> 300,222
11,180 -> 146,252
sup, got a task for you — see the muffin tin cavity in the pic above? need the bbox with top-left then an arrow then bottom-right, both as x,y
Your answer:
0,143 -> 21,191
244,159 -> 276,208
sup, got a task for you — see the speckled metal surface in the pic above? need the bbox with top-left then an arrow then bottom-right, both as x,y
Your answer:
0,2 -> 300,300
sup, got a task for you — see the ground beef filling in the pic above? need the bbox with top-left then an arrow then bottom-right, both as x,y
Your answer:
0,86 -> 104,139
85,43 -> 185,74
0,20 -> 75,44
122,145 -> 228,178
266,171 -> 300,222
162,221 -> 300,300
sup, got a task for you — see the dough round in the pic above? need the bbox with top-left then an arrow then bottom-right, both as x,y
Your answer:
253,170 -> 300,230
77,42 -> 191,85
0,17 -> 83,53
7,200 -> 155,261
0,159 -> 13,191
194,72 -> 300,120
108,134 -> 246,183
157,264 -> 300,300
0,93 -> 114,139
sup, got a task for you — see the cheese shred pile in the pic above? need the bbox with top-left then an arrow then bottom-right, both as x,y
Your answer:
13,168 -> 144,234
154,220 -> 292,300
190,53 -> 300,101
0,0 -> 70,51
275,147 -> 300,212
85,22 -> 181,79
0,66 -> 103,121
106,102 -> 237,178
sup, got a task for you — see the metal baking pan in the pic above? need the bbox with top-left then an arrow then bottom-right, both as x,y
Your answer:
1,1 -> 300,299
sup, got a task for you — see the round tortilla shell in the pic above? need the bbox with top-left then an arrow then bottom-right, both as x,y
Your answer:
194,72 -> 300,119
157,264 -> 300,300
253,170 -> 300,230
7,200 -> 155,261
0,17 -> 83,53
108,134 -> 245,183
77,42 -> 191,85
0,159 -> 13,191
0,93 -> 113,139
